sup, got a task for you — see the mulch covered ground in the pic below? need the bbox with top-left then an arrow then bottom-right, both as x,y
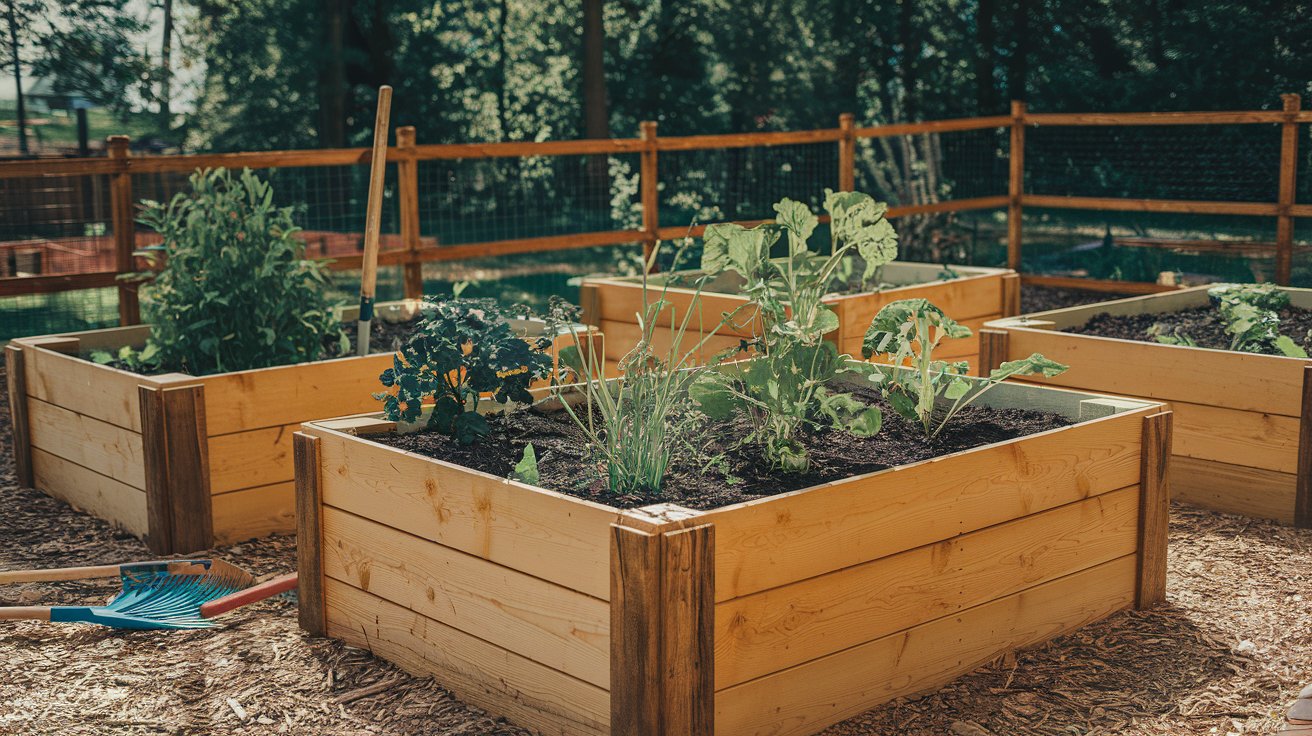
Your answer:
1,362 -> 1309,735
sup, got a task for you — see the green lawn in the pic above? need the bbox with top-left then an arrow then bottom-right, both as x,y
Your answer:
0,104 -> 163,153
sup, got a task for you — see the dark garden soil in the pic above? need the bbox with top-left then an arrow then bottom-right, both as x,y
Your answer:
4,362 -> 1312,735
374,385 -> 1069,510
1020,285 -> 1140,314
336,316 -> 421,356
1067,305 -> 1312,355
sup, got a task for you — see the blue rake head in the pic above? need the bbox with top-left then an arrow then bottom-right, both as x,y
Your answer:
48,559 -> 255,630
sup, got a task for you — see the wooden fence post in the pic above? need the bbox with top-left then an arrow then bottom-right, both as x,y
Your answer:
838,113 -> 856,192
1007,102 -> 1026,272
611,521 -> 715,736
1135,410 -> 1172,609
108,136 -> 140,325
295,432 -> 327,635
5,345 -> 32,487
395,126 -> 424,300
640,121 -> 659,271
1276,93 -> 1300,286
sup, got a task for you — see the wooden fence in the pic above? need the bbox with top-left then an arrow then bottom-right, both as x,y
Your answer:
1,96 -> 1309,329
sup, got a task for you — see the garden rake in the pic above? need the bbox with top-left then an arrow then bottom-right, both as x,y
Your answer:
0,559 -> 295,630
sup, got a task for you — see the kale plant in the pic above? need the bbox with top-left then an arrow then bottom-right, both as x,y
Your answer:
1150,283 -> 1307,357
861,299 -> 1068,438
688,191 -> 892,471
377,298 -> 554,444
99,168 -> 345,375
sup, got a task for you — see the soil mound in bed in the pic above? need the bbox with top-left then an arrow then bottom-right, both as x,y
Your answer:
1066,305 -> 1312,354
372,386 -> 1070,510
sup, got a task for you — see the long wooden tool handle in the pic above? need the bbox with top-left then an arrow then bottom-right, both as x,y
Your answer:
0,606 -> 52,621
0,564 -> 122,584
200,572 -> 298,619
357,84 -> 394,357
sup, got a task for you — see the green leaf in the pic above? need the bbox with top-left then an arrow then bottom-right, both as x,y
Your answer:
944,377 -> 971,400
772,198 -> 818,249
688,371 -> 745,420
90,350 -> 114,365
510,444 -> 540,485
813,307 -> 840,337
988,353 -> 1070,382
453,411 -> 492,445
1275,335 -> 1308,358
847,406 -> 883,437
886,390 -> 919,422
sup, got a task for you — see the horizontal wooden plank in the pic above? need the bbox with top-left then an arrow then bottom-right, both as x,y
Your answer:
30,447 -> 148,538
199,352 -> 396,436
716,554 -> 1137,736
1172,456 -> 1295,524
597,319 -> 746,366
412,229 -> 647,264
1025,110 -> 1292,126
855,116 -> 1012,137
413,137 -> 645,159
587,278 -> 759,337
655,128 -> 843,151
1019,274 -> 1183,295
211,481 -> 295,545
0,271 -> 121,297
325,579 -> 608,736
208,423 -> 297,494
309,426 -> 619,600
1172,400 -> 1299,474
20,344 -> 149,432
700,408 -> 1148,601
886,195 -> 1009,218
1002,327 -> 1306,418
1023,194 -> 1279,217
27,398 -> 145,490
323,507 -> 609,688
714,486 -> 1140,689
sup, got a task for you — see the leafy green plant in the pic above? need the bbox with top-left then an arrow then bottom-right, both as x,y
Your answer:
687,190 -> 892,471
555,241 -> 742,497
102,168 -> 345,375
861,299 -> 1068,438
377,298 -> 554,444
1149,283 -> 1307,358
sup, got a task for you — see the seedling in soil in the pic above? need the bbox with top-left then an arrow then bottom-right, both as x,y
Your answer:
862,298 -> 1068,438
1150,283 -> 1307,358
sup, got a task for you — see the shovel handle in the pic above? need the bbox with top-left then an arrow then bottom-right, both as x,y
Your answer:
0,564 -> 123,584
200,572 -> 298,619
0,606 -> 52,621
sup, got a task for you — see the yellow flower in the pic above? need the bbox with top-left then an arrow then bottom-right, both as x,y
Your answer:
496,365 -> 529,378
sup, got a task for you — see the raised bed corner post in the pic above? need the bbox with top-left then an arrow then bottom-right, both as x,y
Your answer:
294,432 -> 326,636
611,522 -> 714,736
1276,93 -> 1300,287
1135,410 -> 1172,609
4,345 -> 32,488
838,113 -> 856,192
1007,101 -> 1026,272
138,382 -> 213,555
108,135 -> 140,326
1000,272 -> 1021,318
1296,366 -> 1312,529
977,327 -> 1009,378
640,121 -> 659,272
396,125 -> 424,300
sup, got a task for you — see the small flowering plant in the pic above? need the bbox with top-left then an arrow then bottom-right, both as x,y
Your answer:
376,298 -> 554,444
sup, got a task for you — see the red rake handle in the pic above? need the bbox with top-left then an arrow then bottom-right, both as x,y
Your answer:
200,572 -> 298,619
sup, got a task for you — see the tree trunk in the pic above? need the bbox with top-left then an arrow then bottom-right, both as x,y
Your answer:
6,0 -> 27,156
581,0 -> 609,208
898,0 -> 919,121
317,0 -> 348,147
1007,0 -> 1030,102
975,0 -> 998,114
159,0 -> 173,132
496,0 -> 510,140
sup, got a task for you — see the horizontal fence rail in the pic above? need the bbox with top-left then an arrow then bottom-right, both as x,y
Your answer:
0,95 -> 1308,337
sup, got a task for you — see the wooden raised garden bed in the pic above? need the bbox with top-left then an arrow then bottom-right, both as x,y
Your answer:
981,285 -> 1312,526
580,262 -> 1018,375
4,301 -> 593,554
294,374 -> 1169,736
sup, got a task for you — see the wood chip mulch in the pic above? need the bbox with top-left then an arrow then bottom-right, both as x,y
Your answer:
2,362 -> 1310,735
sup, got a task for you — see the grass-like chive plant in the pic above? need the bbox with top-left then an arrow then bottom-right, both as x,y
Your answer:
554,240 -> 745,498
686,190 -> 892,471
376,298 -> 554,445
94,168 -> 346,375
861,298 -> 1068,439
1150,283 -> 1307,358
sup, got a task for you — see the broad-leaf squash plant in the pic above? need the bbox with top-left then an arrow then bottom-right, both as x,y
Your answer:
1150,283 -> 1308,358
687,190 -> 892,471
861,298 -> 1068,438
95,168 -> 346,375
